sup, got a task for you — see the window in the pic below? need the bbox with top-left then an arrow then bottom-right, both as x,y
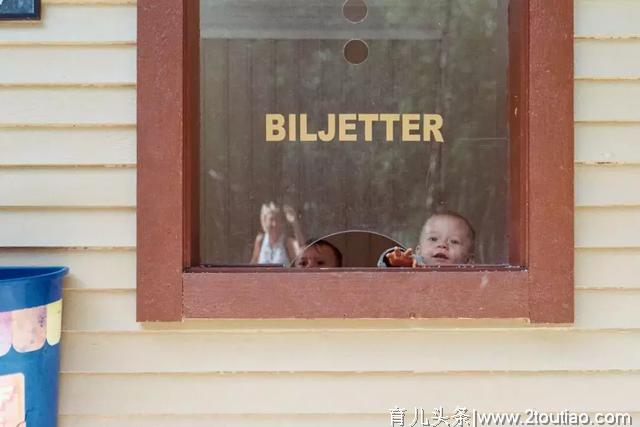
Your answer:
200,0 -> 510,267
137,0 -> 574,323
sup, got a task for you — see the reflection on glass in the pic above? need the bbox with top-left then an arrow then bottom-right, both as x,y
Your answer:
293,230 -> 403,268
200,0 -> 510,266
249,202 -> 305,266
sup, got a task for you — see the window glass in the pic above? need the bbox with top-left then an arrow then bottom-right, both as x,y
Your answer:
200,0 -> 509,267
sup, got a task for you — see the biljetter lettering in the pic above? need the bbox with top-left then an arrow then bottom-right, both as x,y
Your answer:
265,113 -> 445,143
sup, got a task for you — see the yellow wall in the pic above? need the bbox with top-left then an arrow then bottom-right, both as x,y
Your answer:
1,1 -> 639,425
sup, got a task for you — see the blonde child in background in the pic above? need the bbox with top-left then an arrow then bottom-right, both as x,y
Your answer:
250,202 -> 305,265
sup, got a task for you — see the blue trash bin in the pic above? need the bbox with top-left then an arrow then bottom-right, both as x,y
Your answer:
0,266 -> 68,427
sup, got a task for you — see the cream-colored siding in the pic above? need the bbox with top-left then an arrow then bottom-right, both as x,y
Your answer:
0,1 -> 639,426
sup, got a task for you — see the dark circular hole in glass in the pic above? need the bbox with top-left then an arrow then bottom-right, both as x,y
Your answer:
343,39 -> 368,65
342,0 -> 368,23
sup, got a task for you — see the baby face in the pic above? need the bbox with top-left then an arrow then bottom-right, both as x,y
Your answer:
294,244 -> 340,268
418,215 -> 474,265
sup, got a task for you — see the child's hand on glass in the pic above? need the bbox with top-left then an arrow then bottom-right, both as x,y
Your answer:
385,247 -> 418,267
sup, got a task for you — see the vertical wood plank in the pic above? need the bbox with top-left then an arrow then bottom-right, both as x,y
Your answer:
316,40 -> 348,240
343,42 -> 371,232
275,41 -> 302,227
185,0 -> 201,267
508,0 -> 528,267
367,40 -> 396,243
251,40 -> 280,250
296,40 -> 323,243
201,39 -> 229,263
227,40 -> 255,263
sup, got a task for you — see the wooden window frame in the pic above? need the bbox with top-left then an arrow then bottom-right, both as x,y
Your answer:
137,0 -> 574,323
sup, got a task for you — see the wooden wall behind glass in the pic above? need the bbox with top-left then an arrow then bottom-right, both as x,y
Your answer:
199,0 -> 509,265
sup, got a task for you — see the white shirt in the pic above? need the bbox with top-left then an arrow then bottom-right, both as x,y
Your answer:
257,233 -> 290,265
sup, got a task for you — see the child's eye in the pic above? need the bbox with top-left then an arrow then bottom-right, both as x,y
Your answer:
450,239 -> 460,245
428,236 -> 438,242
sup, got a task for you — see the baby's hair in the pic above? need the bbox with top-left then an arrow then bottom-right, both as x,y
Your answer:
304,238 -> 343,267
421,210 -> 476,245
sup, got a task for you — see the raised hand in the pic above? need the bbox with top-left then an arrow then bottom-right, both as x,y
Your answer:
385,247 -> 416,267
283,205 -> 298,224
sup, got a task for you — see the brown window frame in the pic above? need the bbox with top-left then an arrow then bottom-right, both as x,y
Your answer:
137,0 -> 574,323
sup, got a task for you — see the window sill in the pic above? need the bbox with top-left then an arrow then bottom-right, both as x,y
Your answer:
182,270 -> 530,319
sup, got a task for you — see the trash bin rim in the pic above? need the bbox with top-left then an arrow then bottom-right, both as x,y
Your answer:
0,267 -> 68,312
0,266 -> 69,284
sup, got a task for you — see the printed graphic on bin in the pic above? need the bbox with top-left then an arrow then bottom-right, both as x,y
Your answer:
0,267 -> 68,427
